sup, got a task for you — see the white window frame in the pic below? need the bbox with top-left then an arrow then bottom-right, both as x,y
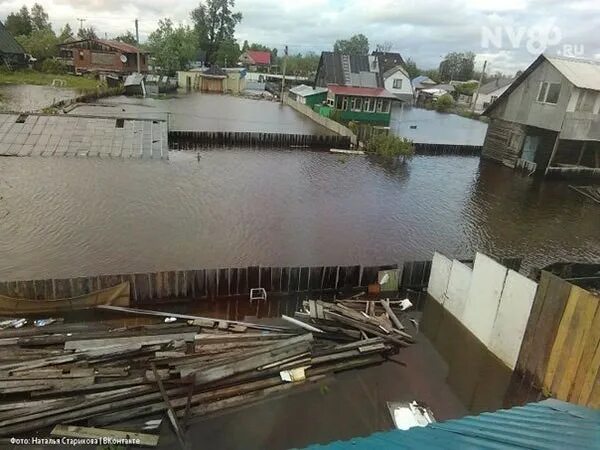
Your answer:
363,98 -> 371,112
351,97 -> 363,111
392,78 -> 402,89
341,96 -> 349,110
376,99 -> 384,113
537,81 -> 561,104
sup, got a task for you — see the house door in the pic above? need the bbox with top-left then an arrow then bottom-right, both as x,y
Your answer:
522,135 -> 539,162
186,76 -> 191,91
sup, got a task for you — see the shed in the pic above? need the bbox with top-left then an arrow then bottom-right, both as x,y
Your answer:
302,399 -> 600,449
288,85 -> 328,107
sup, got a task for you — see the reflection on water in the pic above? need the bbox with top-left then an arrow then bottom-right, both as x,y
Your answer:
390,105 -> 488,146
0,84 -> 79,112
0,150 -> 598,281
70,93 -> 333,134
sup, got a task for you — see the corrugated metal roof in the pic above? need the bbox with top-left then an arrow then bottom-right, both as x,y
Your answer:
289,84 -> 328,97
327,84 -> 396,99
301,399 -> 600,450
546,55 -> 600,91
315,52 -> 384,88
0,20 -> 25,55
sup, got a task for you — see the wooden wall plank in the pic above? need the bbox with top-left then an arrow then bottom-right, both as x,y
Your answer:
289,268 -> 300,292
260,267 -> 271,292
309,267 -> 324,292
218,269 -> 229,297
571,304 -> 600,403
271,267 -> 281,293
280,267 -> 290,293
299,267 -> 309,292
247,266 -> 259,290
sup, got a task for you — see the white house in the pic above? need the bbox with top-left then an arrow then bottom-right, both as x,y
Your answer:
382,65 -> 413,103
474,77 -> 514,113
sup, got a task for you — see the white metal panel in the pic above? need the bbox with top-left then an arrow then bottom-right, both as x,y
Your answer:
546,56 -> 600,91
427,252 -> 452,304
444,260 -> 473,319
489,270 -> 538,369
462,253 -> 508,346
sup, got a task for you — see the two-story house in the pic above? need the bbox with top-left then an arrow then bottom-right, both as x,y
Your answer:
482,54 -> 600,178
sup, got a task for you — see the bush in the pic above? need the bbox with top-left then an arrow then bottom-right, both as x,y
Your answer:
435,93 -> 454,112
364,133 -> 414,162
41,59 -> 69,74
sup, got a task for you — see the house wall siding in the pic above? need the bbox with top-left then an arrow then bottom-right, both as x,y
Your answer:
481,118 -> 527,166
489,59 -> 572,132
384,72 -> 413,100
70,48 -> 147,74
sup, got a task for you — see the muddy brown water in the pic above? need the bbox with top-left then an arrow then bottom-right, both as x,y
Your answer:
0,85 -> 79,112
0,150 -> 598,281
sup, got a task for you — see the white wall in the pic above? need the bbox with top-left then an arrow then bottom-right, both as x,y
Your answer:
475,85 -> 510,113
444,260 -> 473,319
489,270 -> 538,369
461,253 -> 508,347
384,70 -> 413,99
427,252 -> 452,303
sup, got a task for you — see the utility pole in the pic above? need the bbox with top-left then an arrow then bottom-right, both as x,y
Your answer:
77,18 -> 86,33
135,19 -> 141,73
280,45 -> 288,103
471,59 -> 487,113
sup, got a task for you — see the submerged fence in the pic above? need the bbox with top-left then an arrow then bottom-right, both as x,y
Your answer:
168,131 -> 352,150
413,143 -> 482,155
0,261 -> 433,305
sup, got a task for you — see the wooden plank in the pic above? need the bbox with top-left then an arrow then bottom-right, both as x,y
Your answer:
572,305 -> 600,404
547,286 -> 598,400
288,267 -> 300,292
64,333 -> 198,351
260,267 -> 271,291
299,267 -> 309,291
151,363 -> 185,449
309,267 -> 324,292
218,269 -> 229,297
247,266 -> 259,290
51,424 -> 159,447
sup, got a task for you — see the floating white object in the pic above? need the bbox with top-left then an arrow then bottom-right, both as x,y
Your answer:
250,288 -> 267,303
330,148 -> 365,155
387,401 -> 436,430
399,299 -> 413,311
280,366 -> 308,382
164,317 -> 177,323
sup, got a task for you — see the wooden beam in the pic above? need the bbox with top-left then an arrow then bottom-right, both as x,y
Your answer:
380,299 -> 404,330
545,133 -> 561,175
151,363 -> 186,450
51,424 -> 159,447
576,141 -> 588,165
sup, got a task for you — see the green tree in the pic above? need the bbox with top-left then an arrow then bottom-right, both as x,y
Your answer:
333,34 -> 369,54
438,51 -> 475,81
404,57 -> 420,79
5,6 -> 32,37
30,3 -> 51,32
242,39 -> 249,51
285,52 -> 319,76
77,26 -> 97,40
115,31 -> 137,45
59,23 -> 73,42
435,93 -> 455,112
423,69 -> 440,83
190,0 -> 242,64
147,18 -> 197,74
16,28 -> 59,61
214,38 -> 240,66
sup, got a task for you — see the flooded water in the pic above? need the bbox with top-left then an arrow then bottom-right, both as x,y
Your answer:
0,84 -> 79,112
0,150 -> 598,281
71,93 -> 333,134
390,105 -> 488,145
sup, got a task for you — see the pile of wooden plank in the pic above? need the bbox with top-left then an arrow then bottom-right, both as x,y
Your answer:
0,302 -> 411,446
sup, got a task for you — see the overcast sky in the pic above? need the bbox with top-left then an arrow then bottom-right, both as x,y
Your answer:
1,0 -> 598,74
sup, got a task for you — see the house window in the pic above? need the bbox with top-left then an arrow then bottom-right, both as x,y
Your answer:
367,98 -> 376,112
537,81 -> 561,104
490,95 -> 498,103
381,99 -> 391,113
335,95 -> 343,109
576,90 -> 597,113
341,96 -> 349,110
327,97 -> 334,107
393,79 -> 402,89
363,98 -> 371,112
351,97 -> 362,111
79,51 -> 84,61
376,99 -> 384,112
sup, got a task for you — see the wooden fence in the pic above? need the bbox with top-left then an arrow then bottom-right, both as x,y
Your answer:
413,143 -> 482,155
168,131 -> 351,150
515,271 -> 600,408
0,261 -> 432,305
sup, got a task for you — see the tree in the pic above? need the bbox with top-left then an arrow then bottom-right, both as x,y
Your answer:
30,3 -> 51,32
438,51 -> 475,81
77,26 -> 98,40
404,57 -> 419,79
333,34 -> 369,54
285,52 -> 319,76
423,69 -> 440,83
59,23 -> 74,42
115,31 -> 137,45
17,28 -> 58,61
242,40 -> 249,51
214,38 -> 240,66
190,0 -> 242,64
375,42 -> 392,53
5,6 -> 32,37
147,18 -> 197,74
435,93 -> 454,112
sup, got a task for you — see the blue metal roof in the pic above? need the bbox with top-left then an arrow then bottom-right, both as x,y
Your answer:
301,399 -> 600,449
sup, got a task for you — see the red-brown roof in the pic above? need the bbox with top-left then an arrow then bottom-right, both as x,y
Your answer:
246,50 -> 271,65
98,39 -> 143,54
327,84 -> 396,99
